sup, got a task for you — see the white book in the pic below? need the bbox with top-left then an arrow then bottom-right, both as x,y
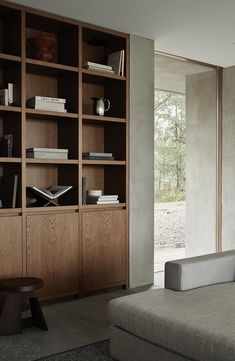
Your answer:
33,96 -> 66,104
108,50 -> 123,76
8,83 -> 13,104
86,66 -> 114,74
97,200 -> 119,204
26,152 -> 68,159
83,61 -> 112,71
27,147 -> 68,153
83,152 -> 113,157
0,89 -> 8,106
87,190 -> 102,196
28,99 -> 67,112
121,50 -> 125,76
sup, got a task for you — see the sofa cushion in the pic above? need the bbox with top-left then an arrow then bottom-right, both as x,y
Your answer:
109,283 -> 235,361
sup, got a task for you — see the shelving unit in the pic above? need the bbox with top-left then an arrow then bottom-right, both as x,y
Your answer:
0,0 -> 129,301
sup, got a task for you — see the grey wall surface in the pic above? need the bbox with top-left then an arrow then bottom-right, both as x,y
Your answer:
129,35 -> 154,288
222,66 -> 235,250
186,70 -> 217,256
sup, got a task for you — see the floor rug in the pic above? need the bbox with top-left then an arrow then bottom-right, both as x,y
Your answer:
36,340 -> 114,361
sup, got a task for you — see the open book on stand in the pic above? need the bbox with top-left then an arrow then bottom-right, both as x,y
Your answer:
27,185 -> 73,207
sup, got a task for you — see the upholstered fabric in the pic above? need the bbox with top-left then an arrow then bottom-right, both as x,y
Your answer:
109,282 -> 235,361
165,250 -> 235,291
110,326 -> 193,361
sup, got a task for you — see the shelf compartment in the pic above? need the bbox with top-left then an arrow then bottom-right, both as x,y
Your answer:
82,114 -> 126,123
26,67 -> 78,114
0,162 -> 22,208
0,59 -> 21,106
82,164 -> 126,203
26,12 -> 78,67
0,6 -> 21,56
0,112 -> 21,157
26,113 -> 78,159
82,76 -> 126,118
82,121 -> 126,161
26,163 -> 78,207
82,27 -> 126,76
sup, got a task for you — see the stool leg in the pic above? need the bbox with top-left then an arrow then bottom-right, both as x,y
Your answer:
29,297 -> 48,331
0,293 -> 22,336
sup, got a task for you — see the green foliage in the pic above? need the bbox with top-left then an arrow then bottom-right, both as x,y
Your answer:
154,90 -> 186,202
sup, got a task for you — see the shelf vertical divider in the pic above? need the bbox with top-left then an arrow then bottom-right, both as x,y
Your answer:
78,25 -> 83,207
21,9 -> 27,277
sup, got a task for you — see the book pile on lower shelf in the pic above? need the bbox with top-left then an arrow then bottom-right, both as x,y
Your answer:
86,190 -> 119,205
27,96 -> 67,112
82,152 -> 114,160
26,147 -> 68,160
0,83 -> 13,106
83,61 -> 114,74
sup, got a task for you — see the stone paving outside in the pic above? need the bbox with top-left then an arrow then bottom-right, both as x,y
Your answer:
154,201 -> 186,273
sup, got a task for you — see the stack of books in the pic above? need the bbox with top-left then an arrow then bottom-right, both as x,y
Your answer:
83,61 -> 114,74
82,152 -> 114,160
87,190 -> 119,205
26,147 -> 68,159
27,96 -> 67,112
108,50 -> 125,76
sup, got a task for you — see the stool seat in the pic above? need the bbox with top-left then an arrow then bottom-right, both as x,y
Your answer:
0,277 -> 47,336
0,277 -> 43,293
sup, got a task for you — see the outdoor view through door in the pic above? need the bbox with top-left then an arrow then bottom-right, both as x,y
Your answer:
154,53 -> 218,286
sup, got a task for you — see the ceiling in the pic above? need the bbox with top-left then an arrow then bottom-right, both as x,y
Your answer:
9,0 -> 235,67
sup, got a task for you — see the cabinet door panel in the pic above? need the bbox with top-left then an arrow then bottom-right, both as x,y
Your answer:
82,210 -> 127,290
26,213 -> 79,299
0,216 -> 22,279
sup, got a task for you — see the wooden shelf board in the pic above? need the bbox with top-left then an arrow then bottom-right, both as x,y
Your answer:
80,203 -> 126,210
26,58 -> 78,73
0,105 -> 21,113
0,157 -> 21,163
82,68 -> 126,81
82,160 -> 126,165
0,53 -> 21,62
26,108 -> 78,118
0,208 -> 22,215
25,205 -> 78,213
26,159 -> 78,165
82,114 -> 126,123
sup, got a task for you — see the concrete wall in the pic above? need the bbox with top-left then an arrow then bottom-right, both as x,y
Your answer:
129,35 -> 154,288
185,70 -> 217,256
222,66 -> 235,250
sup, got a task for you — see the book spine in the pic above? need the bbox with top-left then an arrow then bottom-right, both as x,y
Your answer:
0,89 -> 8,106
26,152 -> 68,159
84,62 -> 113,70
8,83 -> 13,104
82,177 -> 86,205
83,152 -> 113,157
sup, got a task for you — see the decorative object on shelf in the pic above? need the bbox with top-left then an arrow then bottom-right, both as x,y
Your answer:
0,84 -> 14,106
3,134 -> 13,157
26,147 -> 68,160
28,36 -> 57,62
2,174 -> 18,208
82,152 -> 114,160
83,61 -> 114,74
27,185 -> 73,207
27,96 -> 67,113
108,50 -> 125,76
87,189 -> 102,197
92,97 -> 110,116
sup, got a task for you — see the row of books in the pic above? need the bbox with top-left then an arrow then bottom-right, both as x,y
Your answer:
27,96 -> 67,113
26,147 -> 68,160
83,49 -> 125,76
82,152 -> 114,160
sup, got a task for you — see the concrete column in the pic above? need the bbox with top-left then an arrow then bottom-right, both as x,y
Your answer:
129,35 -> 154,288
186,70 -> 217,256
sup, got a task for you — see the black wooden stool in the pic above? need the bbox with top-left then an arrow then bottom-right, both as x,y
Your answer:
0,277 -> 48,336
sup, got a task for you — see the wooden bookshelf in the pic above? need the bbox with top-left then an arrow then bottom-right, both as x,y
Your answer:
0,0 -> 129,302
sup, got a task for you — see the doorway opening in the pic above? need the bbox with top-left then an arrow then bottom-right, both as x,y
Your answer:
154,53 -> 219,287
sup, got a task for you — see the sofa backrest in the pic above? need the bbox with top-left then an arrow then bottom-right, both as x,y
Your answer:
165,250 -> 235,291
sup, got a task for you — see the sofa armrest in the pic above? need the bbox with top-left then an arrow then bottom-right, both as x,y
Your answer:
165,250 -> 235,291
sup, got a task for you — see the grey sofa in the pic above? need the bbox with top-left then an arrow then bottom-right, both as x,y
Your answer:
109,250 -> 235,361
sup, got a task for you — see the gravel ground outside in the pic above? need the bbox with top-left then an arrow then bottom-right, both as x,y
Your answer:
154,201 -> 185,249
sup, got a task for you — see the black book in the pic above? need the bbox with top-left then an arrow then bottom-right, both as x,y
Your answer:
82,177 -> 86,205
2,174 -> 18,208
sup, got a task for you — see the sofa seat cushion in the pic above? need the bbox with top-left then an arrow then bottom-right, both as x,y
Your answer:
109,283 -> 235,361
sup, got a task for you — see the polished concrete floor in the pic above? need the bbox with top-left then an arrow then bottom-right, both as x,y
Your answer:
0,286 -> 154,361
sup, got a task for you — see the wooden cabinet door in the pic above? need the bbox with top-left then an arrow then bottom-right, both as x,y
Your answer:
82,210 -> 127,291
0,216 -> 22,279
26,213 -> 79,299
